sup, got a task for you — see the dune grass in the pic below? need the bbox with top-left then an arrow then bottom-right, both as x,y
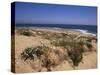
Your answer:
19,28 -> 95,70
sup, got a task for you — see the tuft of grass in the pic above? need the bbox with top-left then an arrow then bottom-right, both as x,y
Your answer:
16,28 -> 33,36
66,41 -> 84,67
21,46 -> 46,61
67,48 -> 83,67
20,30 -> 33,36
86,42 -> 92,48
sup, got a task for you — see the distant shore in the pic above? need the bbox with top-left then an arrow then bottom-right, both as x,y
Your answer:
16,26 -> 96,33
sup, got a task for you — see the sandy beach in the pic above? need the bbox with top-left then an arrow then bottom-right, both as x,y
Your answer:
14,27 -> 97,73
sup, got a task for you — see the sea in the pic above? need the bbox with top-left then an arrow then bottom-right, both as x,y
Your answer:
16,24 -> 97,35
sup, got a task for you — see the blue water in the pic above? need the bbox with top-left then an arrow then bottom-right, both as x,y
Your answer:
16,24 -> 97,34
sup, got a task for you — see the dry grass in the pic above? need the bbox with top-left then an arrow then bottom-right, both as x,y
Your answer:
14,28 -> 97,72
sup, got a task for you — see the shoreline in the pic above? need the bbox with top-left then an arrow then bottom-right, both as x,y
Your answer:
15,26 -> 97,37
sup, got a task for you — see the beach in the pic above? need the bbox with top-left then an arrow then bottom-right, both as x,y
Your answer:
14,27 -> 97,73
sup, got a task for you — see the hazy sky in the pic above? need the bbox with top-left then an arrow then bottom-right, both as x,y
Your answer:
15,2 -> 97,25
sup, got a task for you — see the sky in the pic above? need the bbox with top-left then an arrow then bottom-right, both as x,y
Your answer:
15,2 -> 97,25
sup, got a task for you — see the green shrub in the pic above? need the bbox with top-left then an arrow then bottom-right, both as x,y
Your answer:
67,48 -> 83,67
20,30 -> 33,36
21,46 -> 45,61
70,42 -> 84,67
85,41 -> 92,49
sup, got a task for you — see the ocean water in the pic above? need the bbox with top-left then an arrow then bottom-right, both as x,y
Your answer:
16,24 -> 97,34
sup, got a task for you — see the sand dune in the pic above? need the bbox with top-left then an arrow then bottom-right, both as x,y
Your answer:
14,28 -> 97,73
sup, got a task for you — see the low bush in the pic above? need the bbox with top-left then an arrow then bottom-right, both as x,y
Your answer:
20,30 -> 33,36
21,46 -> 45,61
